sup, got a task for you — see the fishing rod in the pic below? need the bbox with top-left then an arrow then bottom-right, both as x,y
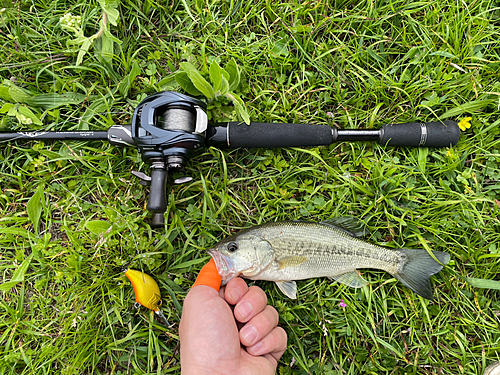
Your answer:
0,91 -> 461,227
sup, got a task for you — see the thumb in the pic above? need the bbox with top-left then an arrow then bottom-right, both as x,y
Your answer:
192,258 -> 221,292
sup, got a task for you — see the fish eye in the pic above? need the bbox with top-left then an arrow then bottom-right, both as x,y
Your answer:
227,242 -> 238,252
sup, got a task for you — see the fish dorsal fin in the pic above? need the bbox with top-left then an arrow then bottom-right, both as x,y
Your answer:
320,217 -> 368,237
277,256 -> 308,270
275,281 -> 297,299
330,271 -> 368,288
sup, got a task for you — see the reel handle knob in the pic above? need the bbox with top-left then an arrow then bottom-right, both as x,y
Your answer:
146,162 -> 168,215
151,213 -> 165,228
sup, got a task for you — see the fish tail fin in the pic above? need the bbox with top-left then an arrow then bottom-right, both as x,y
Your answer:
394,249 -> 450,300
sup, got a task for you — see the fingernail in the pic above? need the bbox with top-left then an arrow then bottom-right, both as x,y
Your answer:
241,325 -> 258,345
248,340 -> 262,354
229,287 -> 241,303
236,301 -> 253,321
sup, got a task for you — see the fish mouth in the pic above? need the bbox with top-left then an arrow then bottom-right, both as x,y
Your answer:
207,249 -> 238,285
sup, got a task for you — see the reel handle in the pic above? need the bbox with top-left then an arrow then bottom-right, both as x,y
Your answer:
146,163 -> 168,227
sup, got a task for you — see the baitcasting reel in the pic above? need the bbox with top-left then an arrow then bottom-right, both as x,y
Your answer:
108,91 -> 208,227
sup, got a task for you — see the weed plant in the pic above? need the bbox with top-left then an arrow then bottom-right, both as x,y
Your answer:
0,0 -> 500,374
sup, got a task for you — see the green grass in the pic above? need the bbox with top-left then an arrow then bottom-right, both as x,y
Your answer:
1,0 -> 500,374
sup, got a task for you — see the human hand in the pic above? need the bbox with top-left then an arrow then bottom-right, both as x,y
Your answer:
179,259 -> 287,375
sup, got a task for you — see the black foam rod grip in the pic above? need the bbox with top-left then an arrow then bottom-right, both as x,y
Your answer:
379,120 -> 460,147
227,122 -> 333,148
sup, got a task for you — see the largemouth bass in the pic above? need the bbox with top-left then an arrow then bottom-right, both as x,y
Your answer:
207,218 -> 450,300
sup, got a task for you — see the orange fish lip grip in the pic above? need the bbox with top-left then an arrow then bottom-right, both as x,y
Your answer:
193,258 -> 221,291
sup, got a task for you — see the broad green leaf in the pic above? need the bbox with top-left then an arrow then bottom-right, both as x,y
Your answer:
8,82 -> 31,103
103,6 -> 120,25
80,95 -> 111,130
0,103 -> 14,113
7,103 -> 18,116
180,62 -> 215,100
221,67 -> 230,80
76,38 -> 93,66
0,281 -> 19,292
175,72 -> 203,97
219,76 -> 230,95
26,92 -> 86,110
3,79 -> 31,103
103,27 -> 122,44
11,253 -> 34,282
66,35 -> 89,47
465,277 -> 500,290
38,150 -> 61,160
0,253 -> 34,292
271,38 -> 289,57
179,62 -> 200,75
0,85 -> 12,101
98,0 -> 120,25
158,74 -> 177,90
418,147 -> 428,174
27,185 -> 44,234
229,92 -> 250,124
119,60 -> 141,96
439,99 -> 494,119
225,59 -> 240,91
17,105 -> 43,125
100,29 -> 114,65
209,62 -> 223,93
86,220 -> 112,235
0,227 -> 36,240
187,70 -> 215,100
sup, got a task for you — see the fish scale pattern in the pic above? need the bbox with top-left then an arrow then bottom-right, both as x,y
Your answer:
245,221 -> 405,282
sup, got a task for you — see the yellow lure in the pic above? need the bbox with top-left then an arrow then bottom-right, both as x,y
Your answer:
124,269 -> 162,311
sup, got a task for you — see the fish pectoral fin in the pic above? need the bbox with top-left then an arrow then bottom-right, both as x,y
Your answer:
277,256 -> 307,270
275,281 -> 297,299
330,271 -> 368,288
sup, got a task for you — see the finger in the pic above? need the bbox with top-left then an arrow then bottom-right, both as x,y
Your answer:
234,285 -> 268,323
218,285 -> 226,299
263,353 -> 278,368
246,326 -> 287,359
239,305 -> 279,347
192,259 -> 221,292
224,277 -> 249,305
